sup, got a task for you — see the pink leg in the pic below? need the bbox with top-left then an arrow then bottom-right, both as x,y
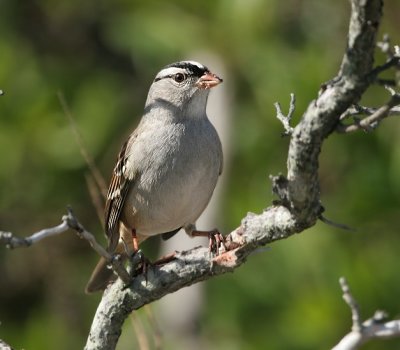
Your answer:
131,228 -> 139,251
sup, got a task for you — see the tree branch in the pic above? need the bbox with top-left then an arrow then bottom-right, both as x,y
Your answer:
339,277 -> 363,333
84,1 -> 385,349
0,221 -> 69,248
337,91 -> 400,133
369,53 -> 400,78
339,104 -> 400,121
0,339 -> 14,350
275,0 -> 382,222
0,208 -> 131,285
332,277 -> 400,350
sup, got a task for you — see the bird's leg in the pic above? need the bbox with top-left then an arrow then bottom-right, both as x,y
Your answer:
130,228 -> 150,278
129,230 -> 175,279
190,229 -> 226,255
131,228 -> 139,251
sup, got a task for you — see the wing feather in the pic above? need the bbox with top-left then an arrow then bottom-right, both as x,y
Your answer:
104,137 -> 134,252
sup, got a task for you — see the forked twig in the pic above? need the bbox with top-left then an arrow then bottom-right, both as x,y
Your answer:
274,93 -> 296,136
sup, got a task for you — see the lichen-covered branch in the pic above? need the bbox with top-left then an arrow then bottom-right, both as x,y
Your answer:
282,0 -> 382,223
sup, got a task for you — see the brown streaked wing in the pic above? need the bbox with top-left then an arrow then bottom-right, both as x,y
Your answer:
104,138 -> 133,252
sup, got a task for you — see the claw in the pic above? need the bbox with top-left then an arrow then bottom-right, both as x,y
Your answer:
130,249 -> 149,278
209,230 -> 227,255
191,228 -> 226,255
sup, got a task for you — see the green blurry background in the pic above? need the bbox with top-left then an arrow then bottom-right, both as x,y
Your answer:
1,0 -> 400,349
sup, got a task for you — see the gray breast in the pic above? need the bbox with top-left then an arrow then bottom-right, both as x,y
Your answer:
122,118 -> 222,236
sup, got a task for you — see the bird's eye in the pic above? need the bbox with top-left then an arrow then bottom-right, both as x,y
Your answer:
174,73 -> 186,83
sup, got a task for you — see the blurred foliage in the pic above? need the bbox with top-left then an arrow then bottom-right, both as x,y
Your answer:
0,0 -> 400,349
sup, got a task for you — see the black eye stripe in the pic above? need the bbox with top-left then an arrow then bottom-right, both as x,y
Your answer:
154,74 -> 176,82
154,73 -> 188,82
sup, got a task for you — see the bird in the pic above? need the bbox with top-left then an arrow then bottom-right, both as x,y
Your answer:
85,60 -> 224,293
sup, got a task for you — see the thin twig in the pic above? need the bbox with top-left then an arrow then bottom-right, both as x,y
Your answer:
0,207 -> 131,285
340,105 -> 400,121
337,93 -> 400,133
0,221 -> 69,248
339,277 -> 362,332
64,207 -> 131,284
333,277 -> 400,350
369,56 -> 400,79
368,34 -> 400,88
63,207 -> 109,257
274,93 -> 296,136
57,91 -> 108,198
377,34 -> 394,58
374,78 -> 397,86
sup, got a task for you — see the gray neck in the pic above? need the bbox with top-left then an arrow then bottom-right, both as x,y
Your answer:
143,92 -> 209,122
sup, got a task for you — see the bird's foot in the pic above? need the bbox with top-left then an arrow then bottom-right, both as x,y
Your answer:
191,229 -> 226,255
129,249 -> 151,278
129,251 -> 177,284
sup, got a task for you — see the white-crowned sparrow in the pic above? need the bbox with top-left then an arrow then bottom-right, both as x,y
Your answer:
85,61 -> 223,293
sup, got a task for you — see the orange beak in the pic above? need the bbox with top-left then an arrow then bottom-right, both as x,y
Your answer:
196,71 -> 223,89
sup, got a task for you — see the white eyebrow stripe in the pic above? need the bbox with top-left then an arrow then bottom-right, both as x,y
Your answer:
157,67 -> 186,78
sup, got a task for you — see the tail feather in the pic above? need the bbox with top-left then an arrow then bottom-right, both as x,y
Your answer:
85,257 -> 116,294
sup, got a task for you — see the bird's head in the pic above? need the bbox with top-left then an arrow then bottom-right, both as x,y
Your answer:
146,61 -> 223,117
